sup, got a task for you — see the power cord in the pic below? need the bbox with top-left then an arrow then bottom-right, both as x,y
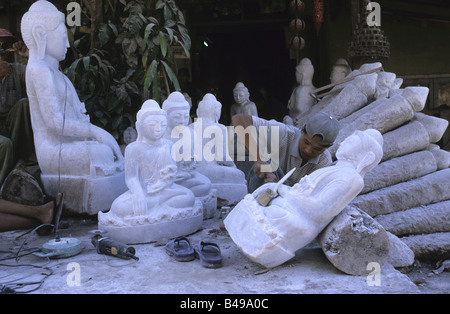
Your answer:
0,224 -> 55,293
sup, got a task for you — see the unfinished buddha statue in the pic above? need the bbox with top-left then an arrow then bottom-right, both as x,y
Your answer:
224,129 -> 383,268
21,0 -> 126,214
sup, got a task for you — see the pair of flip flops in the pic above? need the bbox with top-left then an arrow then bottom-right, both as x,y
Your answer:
164,237 -> 222,268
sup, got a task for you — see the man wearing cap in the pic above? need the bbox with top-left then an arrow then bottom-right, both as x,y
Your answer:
232,112 -> 340,193
0,29 -> 34,185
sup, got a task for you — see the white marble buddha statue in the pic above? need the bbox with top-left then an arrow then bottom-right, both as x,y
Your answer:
21,0 -> 126,214
330,58 -> 351,84
98,100 -> 202,243
162,91 -> 217,218
120,126 -> 137,155
284,58 -> 317,125
224,129 -> 383,268
230,82 -> 258,120
192,93 -> 247,206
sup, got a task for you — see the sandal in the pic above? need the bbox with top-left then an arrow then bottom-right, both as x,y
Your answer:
194,241 -> 222,268
164,237 -> 195,262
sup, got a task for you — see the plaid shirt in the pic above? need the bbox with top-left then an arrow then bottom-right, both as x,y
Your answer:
252,116 -> 332,186
0,63 -> 26,114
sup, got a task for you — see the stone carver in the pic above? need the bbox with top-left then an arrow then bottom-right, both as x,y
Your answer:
162,91 -> 217,218
224,129 -> 383,268
98,100 -> 203,244
192,93 -> 247,207
230,82 -> 258,120
21,0 -> 126,214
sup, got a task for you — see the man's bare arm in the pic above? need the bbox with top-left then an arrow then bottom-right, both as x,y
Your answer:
231,113 -> 253,130
231,114 -> 277,181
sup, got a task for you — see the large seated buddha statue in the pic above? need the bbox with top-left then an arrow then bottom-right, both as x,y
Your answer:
21,0 -> 126,214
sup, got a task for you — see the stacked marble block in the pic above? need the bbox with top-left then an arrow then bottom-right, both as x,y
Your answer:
299,63 -> 450,264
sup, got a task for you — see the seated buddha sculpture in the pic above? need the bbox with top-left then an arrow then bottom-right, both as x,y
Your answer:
162,91 -> 217,218
224,129 -> 383,268
230,82 -> 258,120
98,100 -> 202,243
284,58 -> 317,125
192,93 -> 247,206
21,0 -> 126,214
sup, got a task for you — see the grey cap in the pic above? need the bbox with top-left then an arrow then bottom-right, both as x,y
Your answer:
304,112 -> 340,147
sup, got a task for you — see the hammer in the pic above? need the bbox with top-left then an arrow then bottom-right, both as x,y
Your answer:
254,167 -> 296,206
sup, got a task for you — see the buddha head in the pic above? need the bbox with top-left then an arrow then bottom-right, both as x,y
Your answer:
336,129 -> 383,177
122,126 -> 137,145
233,82 -> 250,106
21,0 -> 68,62
197,93 -> 222,122
295,58 -> 314,85
136,100 -> 167,143
162,91 -> 191,128
329,58 -> 351,84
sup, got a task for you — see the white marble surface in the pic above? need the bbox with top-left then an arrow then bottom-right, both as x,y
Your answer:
98,100 -> 202,243
21,0 -> 126,214
163,91 -> 217,218
225,129 -> 383,268
193,93 -> 247,206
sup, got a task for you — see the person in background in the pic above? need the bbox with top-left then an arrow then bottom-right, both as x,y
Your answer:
0,29 -> 34,186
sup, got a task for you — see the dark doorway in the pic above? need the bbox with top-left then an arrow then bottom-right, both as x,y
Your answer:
195,28 -> 293,124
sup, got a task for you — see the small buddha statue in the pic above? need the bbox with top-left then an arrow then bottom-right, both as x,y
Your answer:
98,100 -> 203,243
192,93 -> 247,206
21,0 -> 126,214
284,58 -> 317,125
230,82 -> 258,120
120,126 -> 137,155
224,129 -> 383,268
330,58 -> 351,84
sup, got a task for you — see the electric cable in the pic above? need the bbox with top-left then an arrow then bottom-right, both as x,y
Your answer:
0,263 -> 53,294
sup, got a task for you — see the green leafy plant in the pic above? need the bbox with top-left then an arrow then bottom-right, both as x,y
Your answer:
66,0 -> 191,139
140,0 -> 191,101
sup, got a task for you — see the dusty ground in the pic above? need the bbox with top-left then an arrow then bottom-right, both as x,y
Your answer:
0,213 -> 448,295
399,260 -> 450,294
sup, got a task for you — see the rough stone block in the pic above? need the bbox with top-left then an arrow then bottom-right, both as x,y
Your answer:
352,168 -> 450,217
362,150 -> 437,194
386,232 -> 415,268
401,232 -> 450,261
375,200 -> 450,236
317,205 -> 390,276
